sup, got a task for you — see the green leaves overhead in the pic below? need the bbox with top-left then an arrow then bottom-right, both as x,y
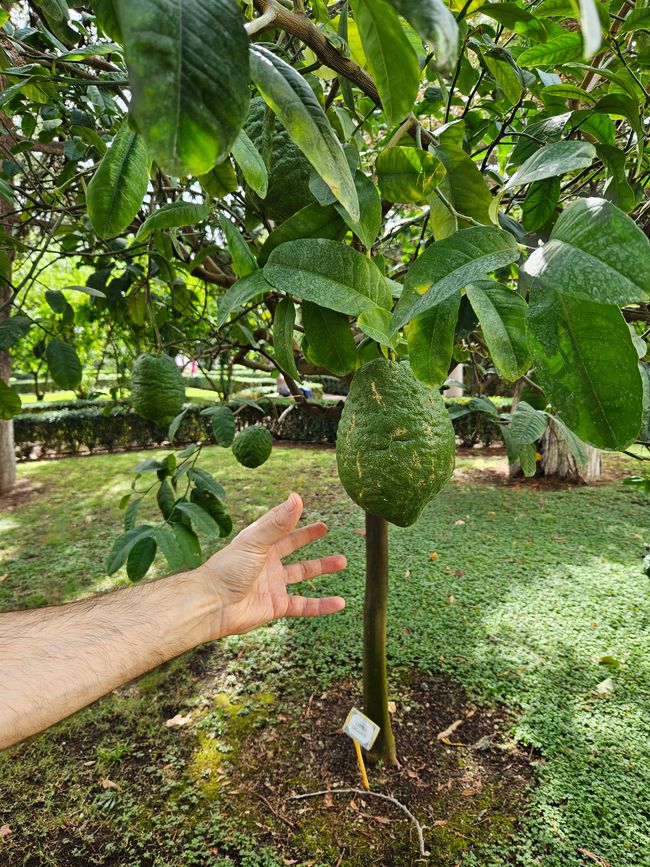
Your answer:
117,0 -> 249,176
523,198 -> 650,305
217,269 -> 271,327
376,147 -> 446,203
87,122 -> 150,239
526,288 -> 643,450
302,301 -> 358,376
45,339 -> 82,389
264,240 -> 392,316
391,227 -> 520,332
273,299 -> 301,381
504,142 -> 596,189
518,32 -> 584,67
406,293 -> 460,387
383,0 -> 458,70
259,203 -> 346,266
465,281 -> 530,381
0,380 -> 22,421
136,201 -> 209,241
249,46 -> 359,220
430,122 -> 493,225
350,0 -> 420,124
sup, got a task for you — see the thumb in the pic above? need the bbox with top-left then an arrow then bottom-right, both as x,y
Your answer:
243,493 -> 303,549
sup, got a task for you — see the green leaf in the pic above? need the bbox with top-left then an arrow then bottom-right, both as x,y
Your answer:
526,287 -> 643,449
334,172 -> 382,250
0,380 -> 22,420
596,144 -> 636,213
199,160 -> 238,199
392,227 -> 520,332
406,293 -> 460,387
45,289 -> 68,315
45,339 -> 82,389
187,467 -> 226,501
519,442 -> 538,477
357,307 -> 400,350
92,0 -> 123,41
87,122 -> 150,239
174,501 -> 219,537
210,406 -> 236,447
476,4 -> 547,41
264,239 -> 392,316
167,408 -> 188,443
510,113 -> 571,166
250,45 -> 358,220
518,32 -> 584,67
117,0 -> 249,176
136,201 -> 209,241
522,176 -> 560,232
578,0 -> 601,57
350,0 -> 420,124
431,121 -> 493,225
522,198 -> 650,305
548,415 -> 588,466
217,270 -> 272,327
231,128 -> 268,198
219,215 -> 257,278
376,147 -> 446,203
34,0 -> 68,23
156,527 -> 185,572
620,7 -> 650,32
510,400 -> 548,444
123,496 -> 142,531
504,141 -> 595,189
465,281 -> 530,381
0,316 -> 31,351
273,298 -> 301,381
170,523 -> 202,569
384,0 -> 458,70
106,525 -> 154,575
259,204 -> 346,267
484,55 -> 523,105
126,536 -> 157,581
302,301 -> 358,375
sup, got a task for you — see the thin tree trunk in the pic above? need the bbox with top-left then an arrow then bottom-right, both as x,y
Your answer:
363,512 -> 398,766
541,419 -> 601,483
0,199 -> 16,496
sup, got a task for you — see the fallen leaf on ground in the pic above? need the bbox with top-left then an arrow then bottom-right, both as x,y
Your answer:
100,779 -> 119,790
454,519 -> 465,526
165,713 -> 192,727
437,719 -> 464,741
0,825 -> 11,837
592,678 -> 614,698
324,792 -> 334,808
387,700 -> 396,713
577,848 -> 611,867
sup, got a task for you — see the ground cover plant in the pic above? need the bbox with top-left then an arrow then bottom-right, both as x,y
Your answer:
1,445 -> 648,865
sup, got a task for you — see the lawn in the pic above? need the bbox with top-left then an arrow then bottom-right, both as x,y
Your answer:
0,445 -> 648,866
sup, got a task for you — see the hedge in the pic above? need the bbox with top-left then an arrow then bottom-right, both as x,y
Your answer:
13,397 -> 507,459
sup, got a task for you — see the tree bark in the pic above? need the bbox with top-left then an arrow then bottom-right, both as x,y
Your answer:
541,419 -> 601,483
363,512 -> 398,766
0,197 -> 16,496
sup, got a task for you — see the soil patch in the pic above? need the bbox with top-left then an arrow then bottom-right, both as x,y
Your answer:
0,477 -> 45,510
213,673 -> 536,865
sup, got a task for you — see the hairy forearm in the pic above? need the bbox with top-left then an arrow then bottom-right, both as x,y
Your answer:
0,571 -> 222,749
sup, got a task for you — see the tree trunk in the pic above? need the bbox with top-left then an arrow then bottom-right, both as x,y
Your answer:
363,512 -> 398,766
0,200 -> 16,496
541,419 -> 601,483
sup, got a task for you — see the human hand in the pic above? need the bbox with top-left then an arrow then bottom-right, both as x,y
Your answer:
197,493 -> 347,639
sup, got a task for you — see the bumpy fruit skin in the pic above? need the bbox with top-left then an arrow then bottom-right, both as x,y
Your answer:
244,98 -> 314,223
130,353 -> 185,425
336,358 -> 455,527
232,425 -> 273,468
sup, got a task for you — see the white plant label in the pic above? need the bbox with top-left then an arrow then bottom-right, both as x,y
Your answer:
342,707 -> 380,751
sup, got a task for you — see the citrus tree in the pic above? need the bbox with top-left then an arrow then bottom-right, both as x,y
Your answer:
1,0 -> 649,762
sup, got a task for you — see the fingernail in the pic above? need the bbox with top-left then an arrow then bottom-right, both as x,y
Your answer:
284,493 -> 296,512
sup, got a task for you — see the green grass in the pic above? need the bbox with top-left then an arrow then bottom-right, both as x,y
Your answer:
1,446 -> 648,866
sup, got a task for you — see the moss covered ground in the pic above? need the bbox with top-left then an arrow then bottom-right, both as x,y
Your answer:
0,445 -> 648,866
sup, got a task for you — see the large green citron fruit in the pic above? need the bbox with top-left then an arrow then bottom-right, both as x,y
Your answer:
130,353 -> 185,425
336,358 -> 455,527
232,425 -> 273,468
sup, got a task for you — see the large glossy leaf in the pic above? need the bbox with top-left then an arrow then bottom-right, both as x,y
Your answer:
526,287 -> 643,450
87,122 -> 150,239
465,281 -> 530,381
522,176 -> 560,232
231,128 -> 268,198
126,536 -> 157,581
250,45 -> 358,220
45,339 -> 82,389
259,203 -> 346,266
0,315 -> 31,351
356,307 -> 399,349
483,55 -> 523,105
208,406 -> 236,447
376,147 -> 445,203
117,0 -> 249,176
476,4 -> 546,41
518,32 -> 584,67
175,501 -> 219,537
406,293 -> 460,386
172,523 -> 203,569
431,121 -> 493,225
106,525 -> 154,575
264,240 -> 392,315
350,0 -> 420,124
504,141 -> 595,189
92,0 -> 122,41
510,400 -> 548,444
136,201 -> 209,241
0,380 -> 21,420
384,0 -> 458,70
391,227 -> 520,332
620,7 -> 650,32
217,269 -> 272,327
302,301 -> 358,376
273,299 -> 301,381
522,198 -> 650,305
156,527 -> 185,572
334,172 -> 382,250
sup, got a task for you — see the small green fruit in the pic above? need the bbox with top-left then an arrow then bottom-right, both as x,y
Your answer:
232,425 -> 273,468
130,353 -> 185,425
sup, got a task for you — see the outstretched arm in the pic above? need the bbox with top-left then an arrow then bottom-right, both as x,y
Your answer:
0,493 -> 346,750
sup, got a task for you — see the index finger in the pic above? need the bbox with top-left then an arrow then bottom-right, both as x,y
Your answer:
276,522 -> 328,558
